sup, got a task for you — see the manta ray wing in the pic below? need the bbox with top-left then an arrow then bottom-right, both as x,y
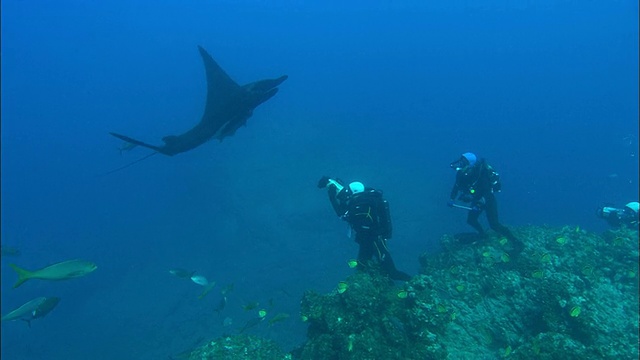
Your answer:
197,46 -> 242,126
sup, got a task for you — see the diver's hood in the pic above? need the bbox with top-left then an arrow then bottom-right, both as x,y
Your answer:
625,202 -> 639,213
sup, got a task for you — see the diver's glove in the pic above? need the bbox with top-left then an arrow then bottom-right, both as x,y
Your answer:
317,176 -> 331,189
447,200 -> 455,207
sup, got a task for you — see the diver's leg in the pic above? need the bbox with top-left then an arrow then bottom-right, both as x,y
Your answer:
356,233 -> 376,264
467,208 -> 485,235
376,238 -> 411,281
485,196 -> 523,253
486,196 -> 511,237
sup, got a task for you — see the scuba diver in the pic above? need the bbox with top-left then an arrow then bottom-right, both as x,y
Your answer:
448,152 -> 524,253
317,176 -> 411,281
596,202 -> 639,229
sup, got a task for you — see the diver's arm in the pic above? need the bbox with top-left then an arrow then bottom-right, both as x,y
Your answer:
449,181 -> 460,200
327,179 -> 348,217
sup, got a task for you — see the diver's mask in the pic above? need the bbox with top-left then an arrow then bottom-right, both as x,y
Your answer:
450,157 -> 469,171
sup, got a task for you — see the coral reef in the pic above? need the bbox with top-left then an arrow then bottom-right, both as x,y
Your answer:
183,225 -> 638,360
183,334 -> 288,360
417,225 -> 639,359
296,264 -> 448,360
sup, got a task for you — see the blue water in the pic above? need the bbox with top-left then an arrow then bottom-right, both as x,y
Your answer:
1,1 -> 637,359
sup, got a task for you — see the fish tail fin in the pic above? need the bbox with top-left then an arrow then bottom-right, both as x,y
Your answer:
9,263 -> 32,288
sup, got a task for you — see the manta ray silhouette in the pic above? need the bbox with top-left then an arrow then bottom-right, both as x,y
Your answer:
110,46 -> 287,157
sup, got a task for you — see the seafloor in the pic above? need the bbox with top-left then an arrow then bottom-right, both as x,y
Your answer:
179,225 -> 639,360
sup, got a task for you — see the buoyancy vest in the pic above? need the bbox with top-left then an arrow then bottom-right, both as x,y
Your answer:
345,189 -> 392,239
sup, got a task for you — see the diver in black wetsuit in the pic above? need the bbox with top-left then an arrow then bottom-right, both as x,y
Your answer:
317,176 -> 411,281
596,202 -> 639,229
448,153 -> 524,253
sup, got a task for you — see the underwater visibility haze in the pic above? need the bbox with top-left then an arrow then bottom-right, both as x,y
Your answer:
1,1 -> 638,359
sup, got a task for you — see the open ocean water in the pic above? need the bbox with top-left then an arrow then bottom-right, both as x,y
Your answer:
1,1 -> 637,359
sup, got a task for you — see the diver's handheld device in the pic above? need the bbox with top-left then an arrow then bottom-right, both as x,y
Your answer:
327,179 -> 344,192
451,203 -> 474,211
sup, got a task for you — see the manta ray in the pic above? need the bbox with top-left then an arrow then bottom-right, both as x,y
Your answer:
110,46 -> 287,157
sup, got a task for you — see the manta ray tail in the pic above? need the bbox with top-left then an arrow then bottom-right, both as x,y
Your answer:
98,152 -> 159,177
109,132 -> 165,153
